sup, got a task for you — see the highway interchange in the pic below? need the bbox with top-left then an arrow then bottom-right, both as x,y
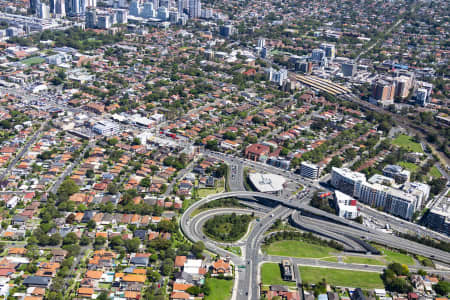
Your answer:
181,152 -> 450,300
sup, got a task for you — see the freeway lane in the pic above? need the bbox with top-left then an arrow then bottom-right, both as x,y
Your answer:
184,191 -> 450,263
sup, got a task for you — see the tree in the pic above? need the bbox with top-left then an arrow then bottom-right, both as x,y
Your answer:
192,241 -> 205,258
63,232 -> 79,246
79,235 -> 90,246
124,238 -> 140,253
57,179 -> 79,202
86,169 -> 95,178
87,219 -> 96,230
107,183 -> 118,194
97,292 -> 109,300
434,281 -> 450,296
161,258 -> 174,276
94,236 -> 106,248
66,213 -> 76,224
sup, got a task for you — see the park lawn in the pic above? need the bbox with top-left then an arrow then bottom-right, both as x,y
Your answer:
374,245 -> 415,265
429,166 -> 442,179
265,240 -> 337,258
205,278 -> 234,300
21,57 -> 45,66
343,256 -> 386,266
261,263 -> 296,287
392,135 -> 423,153
299,266 -> 384,289
398,161 -> 419,172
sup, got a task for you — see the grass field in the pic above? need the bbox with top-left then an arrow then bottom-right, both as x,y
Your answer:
261,263 -> 296,287
21,56 -> 45,66
392,135 -> 423,153
299,266 -> 384,289
343,256 -> 386,266
429,166 -> 442,179
205,278 -> 234,300
374,245 -> 415,265
265,240 -> 337,258
398,161 -> 419,172
198,179 -> 225,198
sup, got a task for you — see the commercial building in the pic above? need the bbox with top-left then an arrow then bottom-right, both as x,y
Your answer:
300,162 -> 320,180
245,144 -> 270,162
248,173 -> 286,194
92,120 -> 120,136
371,79 -> 395,106
188,0 -> 201,18
330,167 -> 366,197
341,62 -> 357,77
334,190 -> 358,219
320,43 -> 335,60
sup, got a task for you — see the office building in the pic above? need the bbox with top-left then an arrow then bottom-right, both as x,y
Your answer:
422,207 -> 449,236
334,190 -> 358,219
97,13 -> 111,28
30,0 -> 40,14
341,62 -> 357,77
169,10 -> 179,22
159,0 -> 170,8
311,48 -> 325,62
201,7 -> 212,19
300,162 -> 320,180
188,0 -> 200,18
129,1 -> 141,16
296,61 -> 312,74
142,2 -> 155,18
258,38 -> 265,49
157,6 -> 168,20
371,79 -> 395,105
219,24 -> 233,37
178,0 -> 184,14
152,0 -> 159,9
267,67 -> 287,86
331,167 -> 366,197
115,8 -> 128,23
382,164 -> 410,184
55,0 -> 66,16
320,43 -> 335,60
49,0 -> 55,14
85,9 -> 96,27
260,46 -> 267,58
415,88 -> 429,106
38,2 -> 50,18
